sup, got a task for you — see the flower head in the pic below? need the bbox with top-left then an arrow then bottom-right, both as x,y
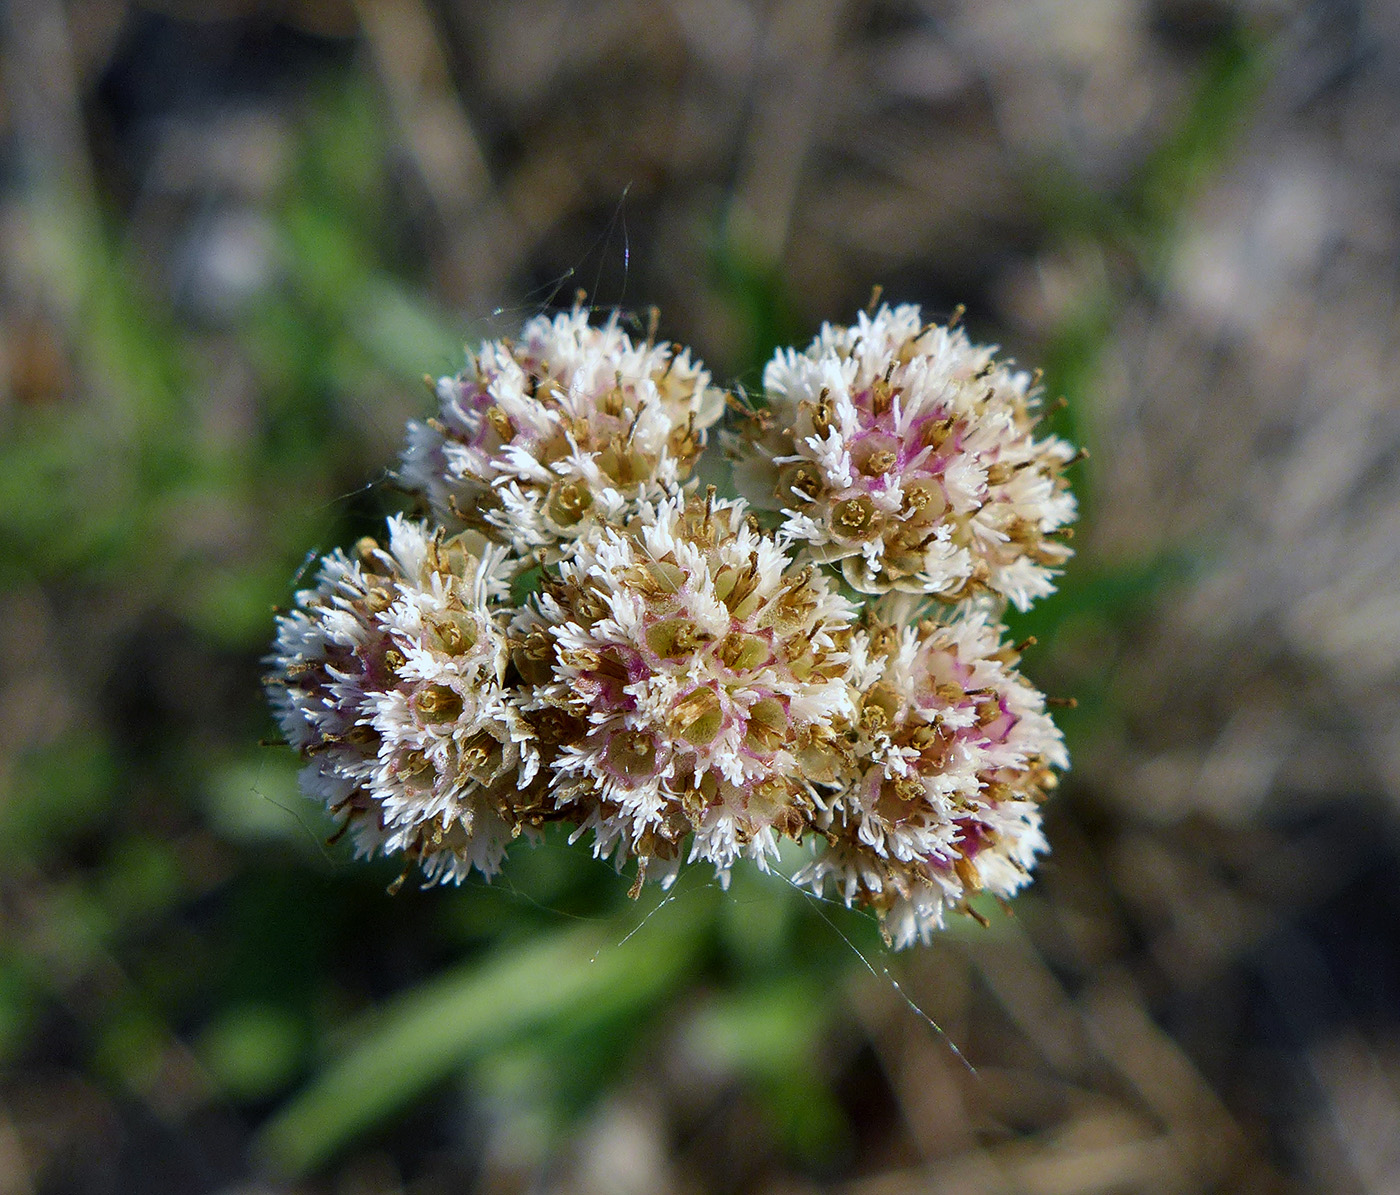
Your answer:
729,303 -> 1077,608
516,490 -> 858,884
797,596 -> 1065,947
267,298 -> 1077,946
266,517 -> 534,883
401,307 -> 724,560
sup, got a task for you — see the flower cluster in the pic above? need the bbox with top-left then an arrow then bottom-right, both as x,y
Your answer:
268,302 -> 1076,946
797,597 -> 1064,947
266,517 -> 537,884
517,491 -> 855,887
399,308 -> 723,558
729,304 -> 1076,608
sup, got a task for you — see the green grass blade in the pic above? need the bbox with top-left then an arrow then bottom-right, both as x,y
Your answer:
256,893 -> 708,1176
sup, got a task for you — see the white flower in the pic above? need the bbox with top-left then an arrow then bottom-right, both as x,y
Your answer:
795,597 -> 1065,947
266,517 -> 533,883
515,489 -> 858,886
728,303 -> 1077,608
399,307 -> 724,561
268,297 -> 1078,943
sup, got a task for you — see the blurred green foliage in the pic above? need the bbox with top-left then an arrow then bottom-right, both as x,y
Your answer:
259,881 -> 712,1174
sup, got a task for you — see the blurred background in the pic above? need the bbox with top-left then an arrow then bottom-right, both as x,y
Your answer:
3,0 -> 1400,1191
